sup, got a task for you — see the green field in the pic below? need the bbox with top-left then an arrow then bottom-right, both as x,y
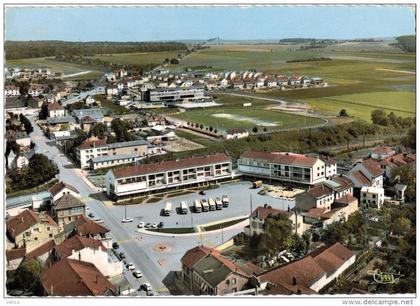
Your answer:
85,51 -> 182,65
173,107 -> 324,131
306,91 -> 415,121
6,57 -> 103,77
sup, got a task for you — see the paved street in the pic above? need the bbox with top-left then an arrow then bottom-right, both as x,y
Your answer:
28,115 -> 287,295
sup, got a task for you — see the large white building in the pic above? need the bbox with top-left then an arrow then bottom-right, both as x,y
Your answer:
360,186 -> 384,209
105,153 -> 232,200
144,87 -> 205,102
5,85 -> 20,97
238,151 -> 330,186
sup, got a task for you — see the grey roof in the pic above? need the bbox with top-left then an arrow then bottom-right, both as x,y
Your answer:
91,153 -> 140,163
108,139 -> 148,149
72,108 -> 103,121
47,116 -> 75,125
53,194 -> 85,210
6,191 -> 52,210
193,255 -> 232,287
5,98 -> 26,109
55,134 -> 78,141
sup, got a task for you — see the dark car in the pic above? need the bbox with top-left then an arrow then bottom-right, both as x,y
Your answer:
145,223 -> 152,228
158,221 -> 164,228
119,252 -> 126,259
88,213 -> 95,218
199,190 -> 206,195
112,242 -> 119,249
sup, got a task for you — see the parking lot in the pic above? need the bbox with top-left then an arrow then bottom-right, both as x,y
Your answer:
106,181 -> 295,229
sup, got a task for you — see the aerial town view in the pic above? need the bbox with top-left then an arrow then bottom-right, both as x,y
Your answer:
2,3 -> 416,303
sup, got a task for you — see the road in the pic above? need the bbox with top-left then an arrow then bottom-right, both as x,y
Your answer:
61,87 -> 105,106
27,115 -> 249,295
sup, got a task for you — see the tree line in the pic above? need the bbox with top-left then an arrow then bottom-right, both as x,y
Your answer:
5,41 -> 188,60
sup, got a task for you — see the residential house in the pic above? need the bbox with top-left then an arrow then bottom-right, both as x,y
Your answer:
39,258 -> 116,296
54,235 -> 122,277
145,114 -> 166,127
6,209 -> 60,252
28,85 -> 45,97
64,215 -> 111,248
5,85 -> 20,97
360,186 -> 384,209
106,84 -> 118,96
6,248 -> 26,271
47,102 -> 65,118
370,146 -> 395,161
51,194 -> 86,228
114,68 -> 128,79
256,243 -> 355,294
379,153 -> 416,179
24,239 -> 56,267
238,151 -> 327,186
225,128 -> 249,140
105,153 -> 232,200
48,181 -> 80,203
320,156 -> 337,178
11,150 -> 34,169
393,184 -> 407,202
181,246 -> 256,295
85,95 -> 97,106
289,75 -> 302,87
15,130 -> 31,147
81,115 -> 97,132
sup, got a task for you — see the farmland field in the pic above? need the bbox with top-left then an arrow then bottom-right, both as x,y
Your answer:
173,107 -> 325,131
85,51 -> 182,65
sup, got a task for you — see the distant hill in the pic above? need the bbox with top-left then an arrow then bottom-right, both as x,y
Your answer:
5,40 -> 188,60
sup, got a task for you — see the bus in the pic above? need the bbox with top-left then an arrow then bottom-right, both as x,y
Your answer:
222,195 -> 229,207
208,198 -> 216,211
180,201 -> 188,214
194,200 -> 202,213
215,197 -> 223,210
164,202 -> 172,216
201,199 -> 209,212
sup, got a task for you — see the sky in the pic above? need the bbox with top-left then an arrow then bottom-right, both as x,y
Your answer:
5,5 -> 416,41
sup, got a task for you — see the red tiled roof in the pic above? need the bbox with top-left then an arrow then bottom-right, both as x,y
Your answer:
55,235 -> 106,258
241,151 -> 319,167
40,258 -> 116,296
49,181 -> 79,197
265,283 -> 317,295
362,159 -> 383,177
382,153 -> 416,168
25,240 -> 56,260
372,146 -> 394,155
304,207 -> 327,219
329,175 -> 353,191
6,210 -> 58,239
74,215 -> 110,236
307,184 -> 333,198
251,206 -> 293,220
310,243 -> 354,277
112,153 -> 230,179
77,137 -> 107,150
48,102 -> 64,111
6,247 -> 26,261
181,246 -> 213,269
334,194 -> 357,205
350,170 -> 372,186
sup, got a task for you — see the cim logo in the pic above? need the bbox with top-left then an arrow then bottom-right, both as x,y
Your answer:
367,269 -> 404,284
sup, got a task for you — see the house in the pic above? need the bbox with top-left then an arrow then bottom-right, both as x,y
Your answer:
39,258 -> 116,296
393,184 -> 407,202
6,191 -> 52,218
244,205 -> 304,236
24,239 -> 56,267
64,215 -> 111,248
6,209 -> 60,252
232,79 -> 244,90
347,159 -> 384,189
265,76 -> 278,88
6,247 -> 26,271
114,68 -> 128,79
320,156 -> 337,178
81,115 -> 97,132
105,153 -> 232,200
145,114 -> 166,127
5,85 -> 20,97
256,243 -> 355,294
225,128 -> 249,140
371,146 -> 395,161
181,246 -> 256,295
360,186 -> 384,209
85,95 -> 97,106
311,77 -> 324,85
277,75 -> 289,86
15,131 -> 31,147
302,77 -> 312,87
11,150 -> 34,169
52,194 -> 86,228
379,153 -> 416,179
220,79 -> 230,88
106,84 -> 118,96
289,75 -> 302,87
47,102 -> 65,118
28,85 -> 45,97
238,151 -> 327,186
54,235 -> 122,277
48,181 -> 80,203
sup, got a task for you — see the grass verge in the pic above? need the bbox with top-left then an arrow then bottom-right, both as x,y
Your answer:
202,217 -> 248,232
148,227 -> 196,234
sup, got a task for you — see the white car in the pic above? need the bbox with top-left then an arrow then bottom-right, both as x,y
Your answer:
122,218 -> 134,223
151,222 -> 158,229
126,263 -> 135,270
142,283 -> 152,292
133,270 -> 143,278
137,222 -> 145,228
93,218 -> 103,223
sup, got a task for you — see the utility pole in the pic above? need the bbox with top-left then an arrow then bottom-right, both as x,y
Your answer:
250,194 -> 253,215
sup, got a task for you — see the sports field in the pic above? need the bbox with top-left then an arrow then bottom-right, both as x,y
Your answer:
173,107 -> 325,131
85,51 -> 182,65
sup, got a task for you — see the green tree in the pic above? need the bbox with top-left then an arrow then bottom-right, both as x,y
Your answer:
371,110 -> 389,126
339,109 -> 348,117
8,259 -> 43,295
392,217 -> 411,235
252,126 -> 259,133
111,118 -> 132,142
90,122 -> 108,139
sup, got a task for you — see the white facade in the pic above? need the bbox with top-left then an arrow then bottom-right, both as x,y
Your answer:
106,87 -> 118,96
16,136 -> 31,147
226,131 -> 249,140
5,87 -> 20,97
48,109 -> 65,118
66,247 -> 123,278
325,163 -> 337,178
360,186 -> 384,209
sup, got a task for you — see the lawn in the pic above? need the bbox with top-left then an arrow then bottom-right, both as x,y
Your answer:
173,107 -> 325,131
306,91 -> 415,121
85,51 -> 182,66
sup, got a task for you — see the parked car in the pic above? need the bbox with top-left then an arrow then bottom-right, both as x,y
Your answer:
119,252 -> 126,259
88,213 -> 95,218
126,263 -> 135,270
122,218 -> 134,223
145,223 -> 151,228
112,242 -> 119,249
133,270 -> 143,278
158,221 -> 164,228
141,283 -> 152,292
151,222 -> 158,229
137,222 -> 145,228
146,291 -> 154,296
